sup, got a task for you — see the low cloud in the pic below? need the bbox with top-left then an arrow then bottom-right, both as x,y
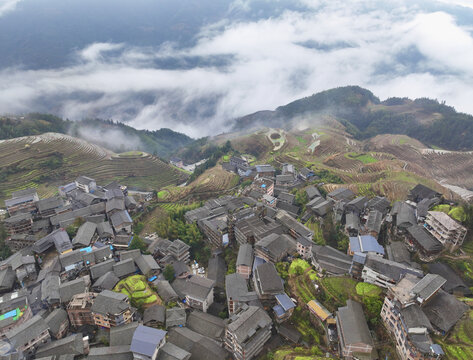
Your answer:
1,0 -> 473,137
0,0 -> 22,17
74,125 -> 143,153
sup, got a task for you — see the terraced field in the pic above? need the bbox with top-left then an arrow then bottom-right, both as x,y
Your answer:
158,165 -> 240,203
438,310 -> 473,360
0,133 -> 187,202
369,134 -> 473,192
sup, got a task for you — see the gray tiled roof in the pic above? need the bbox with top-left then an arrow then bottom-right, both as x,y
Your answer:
428,262 -> 471,295
409,184 -> 440,202
110,321 -> 140,347
255,233 -> 296,262
50,202 -> 105,227
225,273 -> 258,302
227,306 -> 271,343
305,186 -> 321,199
407,225 -> 443,253
396,202 -> 416,228
365,210 -> 383,234
386,241 -> 411,266
120,249 -> 141,261
157,342 -> 191,360
167,327 -> 228,360
187,311 -> 225,340
367,196 -> 391,214
106,198 -> 125,214
135,255 -> 160,276
87,345 -> 133,360
73,222 -> 97,247
6,315 -> 49,349
36,197 -> 64,213
155,280 -> 179,302
75,175 -> 95,185
400,304 -> 432,331
0,267 -> 15,290
143,305 -> 166,325
90,259 -> 115,280
207,256 -> 226,289
337,300 -> 373,347
254,262 -> 284,294
236,244 -> 254,267
276,201 -> 300,217
327,187 -> 355,202
34,228 -> 72,254
91,290 -> 130,316
110,210 -> 132,228
41,273 -> 61,304
422,289 -> 468,332
345,212 -> 360,231
166,308 -> 186,328
411,274 -> 446,301
113,258 -> 136,278
59,250 -> 84,269
44,308 -> 68,336
92,271 -> 120,291
59,277 -> 87,303
3,212 -> 32,224
91,246 -> 113,263
312,245 -> 353,275
35,333 -> 85,358
364,254 -> 423,282
172,276 -> 214,301
96,221 -> 114,237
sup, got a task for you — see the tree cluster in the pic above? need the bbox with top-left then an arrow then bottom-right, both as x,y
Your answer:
155,205 -> 211,266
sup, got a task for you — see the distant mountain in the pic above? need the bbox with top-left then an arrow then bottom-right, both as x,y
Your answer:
233,86 -> 473,151
0,114 -> 193,158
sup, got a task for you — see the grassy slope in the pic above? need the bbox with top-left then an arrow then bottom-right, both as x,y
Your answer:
216,126 -> 450,202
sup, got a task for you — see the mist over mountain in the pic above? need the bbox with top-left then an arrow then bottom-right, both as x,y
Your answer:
1,0 -> 473,137
233,86 -> 473,151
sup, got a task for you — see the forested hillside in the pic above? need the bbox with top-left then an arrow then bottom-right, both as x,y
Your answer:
233,86 -> 473,151
0,114 -> 193,157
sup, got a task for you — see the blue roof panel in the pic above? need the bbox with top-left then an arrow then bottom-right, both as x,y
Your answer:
275,293 -> 295,311
273,304 -> 285,317
349,235 -> 385,255
130,325 -> 166,357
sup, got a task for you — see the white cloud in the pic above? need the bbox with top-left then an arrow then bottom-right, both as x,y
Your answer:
79,43 -> 124,62
436,0 -> 473,10
0,0 -> 473,137
0,0 -> 22,17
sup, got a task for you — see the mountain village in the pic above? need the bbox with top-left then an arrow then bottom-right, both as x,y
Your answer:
0,154 -> 471,360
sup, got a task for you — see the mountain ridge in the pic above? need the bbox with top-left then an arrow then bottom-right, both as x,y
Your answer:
232,86 -> 473,151
0,114 -> 194,158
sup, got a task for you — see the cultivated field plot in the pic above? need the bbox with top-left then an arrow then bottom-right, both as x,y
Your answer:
159,165 -> 239,202
0,133 -> 187,202
368,134 -> 473,190
114,274 -> 161,308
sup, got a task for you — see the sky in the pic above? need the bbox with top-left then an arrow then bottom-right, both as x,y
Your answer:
1,0 -> 473,137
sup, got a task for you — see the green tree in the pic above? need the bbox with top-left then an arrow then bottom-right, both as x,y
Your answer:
134,222 -> 144,235
129,236 -> 147,252
275,262 -> 289,280
163,264 -> 175,282
363,296 -> 383,326
0,223 -> 12,261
